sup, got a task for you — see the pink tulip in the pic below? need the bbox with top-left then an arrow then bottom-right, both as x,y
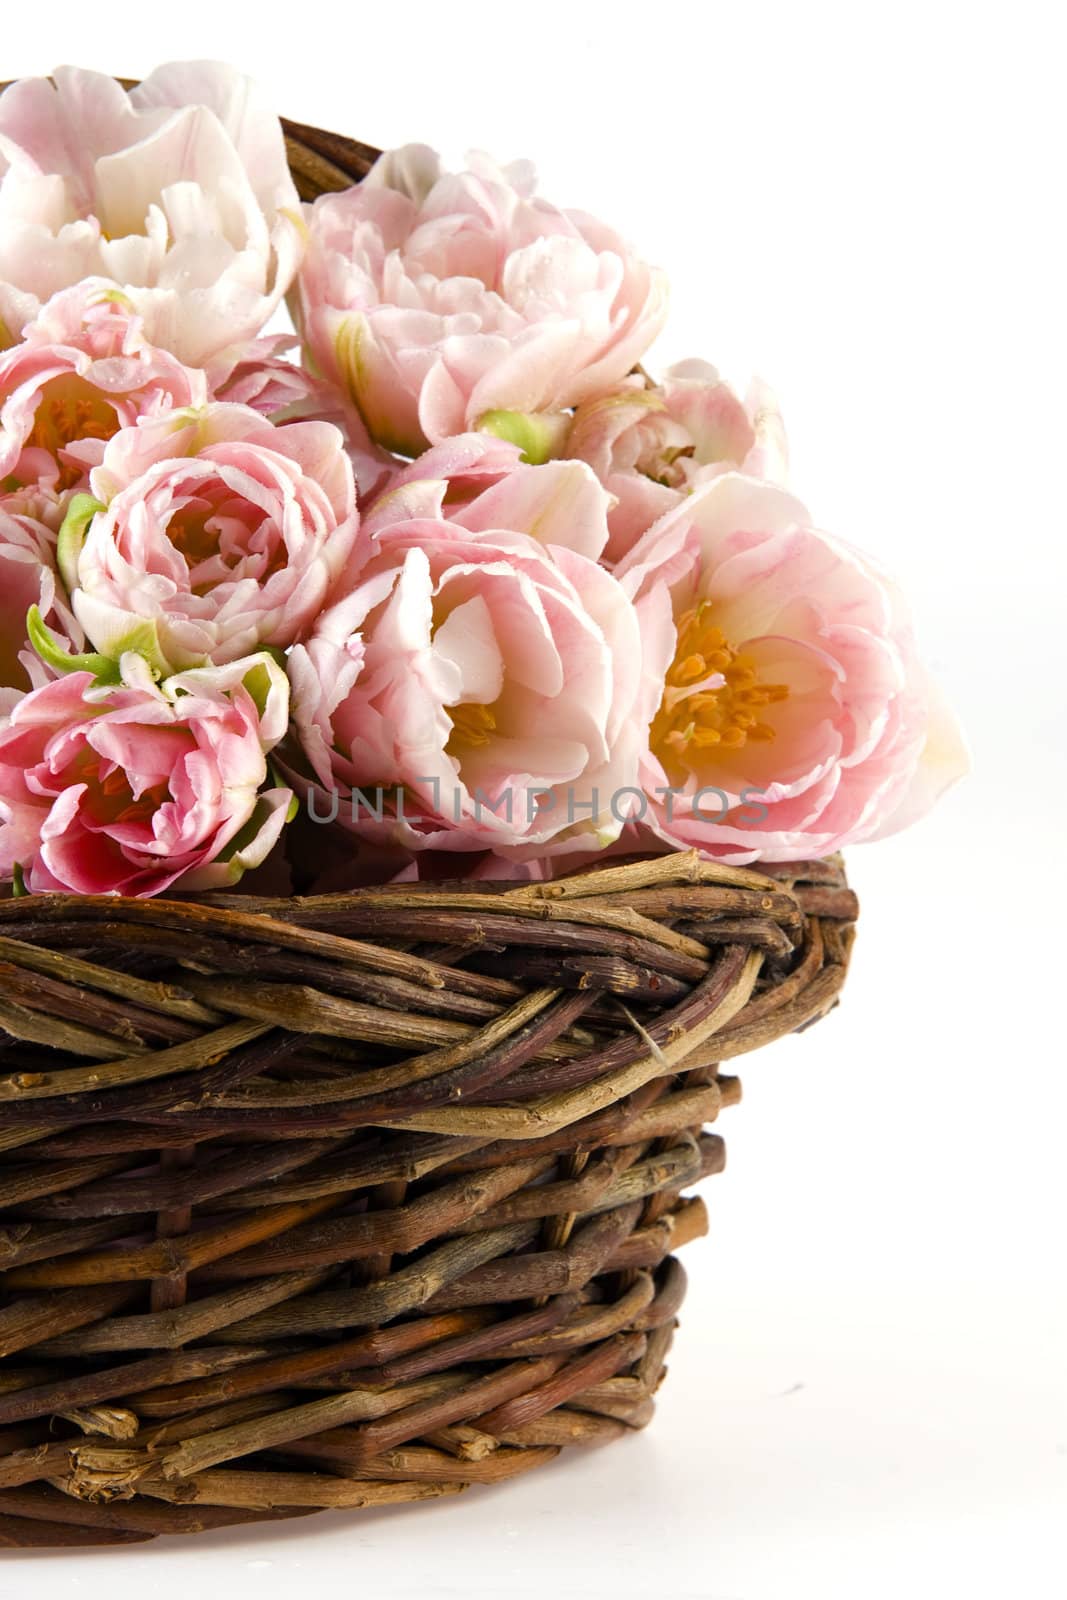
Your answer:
288,454 -> 653,858
0,280 -> 204,495
206,334 -> 400,503
206,334 -> 340,419
297,144 -> 668,455
68,401 -> 360,671
0,495 -> 84,699
567,361 -> 788,562
359,430 -> 527,520
0,63 -> 302,364
616,472 -> 968,861
0,650 -> 292,896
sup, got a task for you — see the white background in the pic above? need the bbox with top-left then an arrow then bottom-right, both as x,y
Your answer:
5,2 -> 1066,1596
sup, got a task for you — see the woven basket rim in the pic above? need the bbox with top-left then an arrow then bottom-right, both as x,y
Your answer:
0,844 -> 856,1547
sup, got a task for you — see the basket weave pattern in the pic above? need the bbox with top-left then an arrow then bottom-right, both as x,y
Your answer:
0,853 -> 856,1545
0,116 -> 858,1548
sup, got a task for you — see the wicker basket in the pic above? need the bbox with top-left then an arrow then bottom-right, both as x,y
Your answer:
0,114 -> 859,1549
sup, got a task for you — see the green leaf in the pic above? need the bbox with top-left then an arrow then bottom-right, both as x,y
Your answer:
26,606 -> 120,683
242,657 -> 277,716
56,494 -> 105,594
109,619 -> 170,679
476,409 -> 570,465
267,760 -> 300,821
11,862 -> 28,897
213,790 -> 294,883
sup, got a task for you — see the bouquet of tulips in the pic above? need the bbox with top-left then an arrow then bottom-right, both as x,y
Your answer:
0,61 -> 966,898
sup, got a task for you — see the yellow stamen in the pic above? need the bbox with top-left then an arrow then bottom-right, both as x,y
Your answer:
28,376 -> 117,490
447,700 -> 497,755
651,601 -> 790,784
